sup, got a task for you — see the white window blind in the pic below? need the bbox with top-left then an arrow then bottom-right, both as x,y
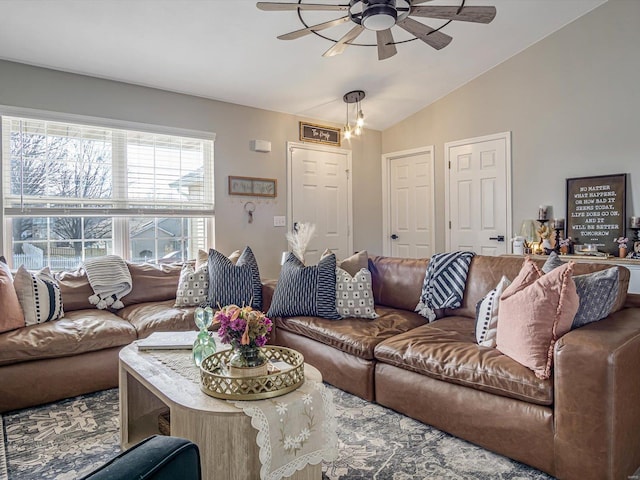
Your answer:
1,115 -> 214,268
2,116 -> 214,217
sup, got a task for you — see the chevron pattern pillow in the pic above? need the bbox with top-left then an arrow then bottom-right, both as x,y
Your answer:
208,246 -> 262,310
267,252 -> 340,320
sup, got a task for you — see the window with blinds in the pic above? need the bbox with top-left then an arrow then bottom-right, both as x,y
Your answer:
1,115 -> 214,269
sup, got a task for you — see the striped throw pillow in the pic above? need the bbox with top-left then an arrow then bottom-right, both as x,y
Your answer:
267,252 -> 340,320
208,246 -> 262,309
14,265 -> 64,326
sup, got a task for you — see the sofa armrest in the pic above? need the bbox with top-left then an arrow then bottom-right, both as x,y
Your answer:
554,308 -> 640,480
261,279 -> 278,344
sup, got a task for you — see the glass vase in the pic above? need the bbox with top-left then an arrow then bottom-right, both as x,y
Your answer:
228,345 -> 268,377
192,306 -> 216,367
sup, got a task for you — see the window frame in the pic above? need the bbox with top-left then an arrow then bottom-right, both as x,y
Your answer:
0,105 -> 216,268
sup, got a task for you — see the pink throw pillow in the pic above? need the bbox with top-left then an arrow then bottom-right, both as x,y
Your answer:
0,261 -> 25,333
496,257 -> 579,379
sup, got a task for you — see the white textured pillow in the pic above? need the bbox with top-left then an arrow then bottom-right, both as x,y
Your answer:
474,275 -> 510,347
14,265 -> 64,326
175,263 -> 209,307
335,267 -> 378,319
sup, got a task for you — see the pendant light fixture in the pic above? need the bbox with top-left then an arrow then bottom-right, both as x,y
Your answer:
343,90 -> 365,140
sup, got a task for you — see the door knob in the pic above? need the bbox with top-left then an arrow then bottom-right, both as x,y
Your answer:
489,235 -> 505,242
390,234 -> 399,240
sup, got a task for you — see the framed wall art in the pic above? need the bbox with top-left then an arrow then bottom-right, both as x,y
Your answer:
566,173 -> 626,255
228,176 -> 277,198
299,122 -> 341,147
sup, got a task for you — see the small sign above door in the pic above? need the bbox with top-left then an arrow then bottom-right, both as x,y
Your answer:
299,122 -> 341,147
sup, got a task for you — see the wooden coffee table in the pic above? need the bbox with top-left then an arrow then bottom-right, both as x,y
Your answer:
118,343 -> 323,480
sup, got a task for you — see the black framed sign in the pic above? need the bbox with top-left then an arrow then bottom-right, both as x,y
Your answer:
566,173 -> 627,255
299,122 -> 341,147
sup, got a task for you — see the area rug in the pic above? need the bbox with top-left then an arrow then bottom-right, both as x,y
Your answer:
0,387 -> 553,480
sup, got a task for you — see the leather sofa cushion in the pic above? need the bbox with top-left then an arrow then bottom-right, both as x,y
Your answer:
368,256 -> 428,311
117,300 -> 197,339
0,309 -> 136,366
275,306 -> 427,360
58,263 -> 184,311
374,317 -> 553,405
57,268 -> 95,312
445,256 -> 630,319
123,263 -> 182,306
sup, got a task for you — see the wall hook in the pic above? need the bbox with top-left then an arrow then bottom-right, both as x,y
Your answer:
244,201 -> 256,224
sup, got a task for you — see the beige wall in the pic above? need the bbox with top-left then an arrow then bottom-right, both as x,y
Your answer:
0,60 -> 382,278
2,0 -> 635,274
382,0 -> 640,252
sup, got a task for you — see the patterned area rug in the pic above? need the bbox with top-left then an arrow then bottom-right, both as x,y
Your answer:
0,387 -> 553,480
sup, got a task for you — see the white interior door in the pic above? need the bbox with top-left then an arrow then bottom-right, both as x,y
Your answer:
382,147 -> 435,258
287,142 -> 352,265
445,133 -> 511,255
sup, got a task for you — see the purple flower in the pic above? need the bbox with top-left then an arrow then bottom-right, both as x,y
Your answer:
255,335 -> 267,347
230,317 -> 247,332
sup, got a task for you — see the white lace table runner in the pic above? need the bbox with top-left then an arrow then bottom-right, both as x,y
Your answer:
148,349 -> 337,480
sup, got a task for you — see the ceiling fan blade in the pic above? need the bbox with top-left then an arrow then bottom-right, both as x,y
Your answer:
376,29 -> 397,60
257,2 -> 349,11
411,6 -> 497,23
322,24 -> 365,57
397,17 -> 452,50
278,16 -> 351,40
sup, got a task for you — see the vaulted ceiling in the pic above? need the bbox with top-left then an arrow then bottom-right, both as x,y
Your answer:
0,0 -> 606,130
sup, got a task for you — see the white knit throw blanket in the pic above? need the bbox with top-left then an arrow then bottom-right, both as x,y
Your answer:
83,255 -> 132,310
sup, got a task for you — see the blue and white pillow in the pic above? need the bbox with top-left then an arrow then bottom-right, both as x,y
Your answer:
208,246 -> 262,310
267,252 -> 340,320
14,265 -> 64,326
474,275 -> 510,347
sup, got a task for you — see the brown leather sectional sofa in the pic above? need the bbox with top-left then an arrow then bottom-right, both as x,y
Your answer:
1,255 -> 639,479
270,255 -> 640,480
0,263 -> 195,413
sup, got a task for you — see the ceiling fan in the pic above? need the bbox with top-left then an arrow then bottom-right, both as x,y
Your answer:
256,0 -> 497,60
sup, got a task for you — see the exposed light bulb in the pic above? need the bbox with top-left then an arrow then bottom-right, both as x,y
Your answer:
356,110 -> 364,127
344,125 -> 352,140
354,125 -> 362,136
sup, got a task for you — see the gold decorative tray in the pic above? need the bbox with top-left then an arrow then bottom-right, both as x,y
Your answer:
200,346 -> 305,400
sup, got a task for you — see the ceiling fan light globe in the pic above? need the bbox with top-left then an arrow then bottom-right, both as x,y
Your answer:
362,4 -> 397,31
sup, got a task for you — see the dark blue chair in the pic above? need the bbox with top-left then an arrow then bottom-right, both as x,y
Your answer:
81,435 -> 201,480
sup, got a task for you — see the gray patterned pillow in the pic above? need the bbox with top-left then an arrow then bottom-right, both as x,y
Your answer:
174,263 -> 209,307
541,251 -> 565,273
267,252 -> 340,320
208,247 -> 262,310
335,267 -> 378,319
541,254 -> 619,328
572,267 -> 619,328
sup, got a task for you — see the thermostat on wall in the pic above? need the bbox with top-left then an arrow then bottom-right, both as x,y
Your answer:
251,139 -> 271,153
